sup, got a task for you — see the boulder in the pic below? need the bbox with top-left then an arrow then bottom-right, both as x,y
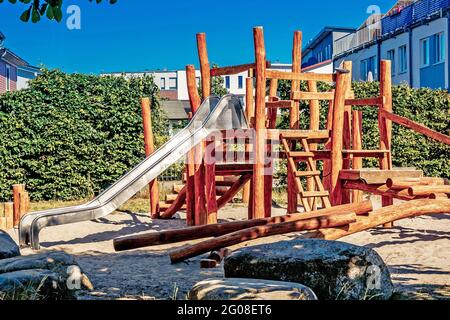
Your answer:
188,278 -> 317,300
224,239 -> 394,300
0,231 -> 20,260
0,252 -> 93,300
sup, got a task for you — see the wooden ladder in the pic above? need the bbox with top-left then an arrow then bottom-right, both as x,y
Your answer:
281,134 -> 332,212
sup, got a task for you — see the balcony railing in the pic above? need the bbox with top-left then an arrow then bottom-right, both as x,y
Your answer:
334,0 -> 449,56
382,0 -> 449,35
334,23 -> 381,56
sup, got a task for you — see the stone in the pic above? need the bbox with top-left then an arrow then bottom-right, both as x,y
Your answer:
0,231 -> 20,260
188,278 -> 317,300
224,239 -> 394,300
0,252 -> 93,300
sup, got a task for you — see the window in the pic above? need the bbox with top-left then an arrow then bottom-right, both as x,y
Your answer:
360,56 -> 376,81
225,76 -> 230,89
398,45 -> 407,73
160,78 -> 166,90
317,52 -> 323,63
238,76 -> 243,89
387,49 -> 395,74
6,65 -> 10,91
420,37 -> 430,67
324,45 -> 331,60
168,77 -> 177,90
196,77 -> 201,87
434,32 -> 445,64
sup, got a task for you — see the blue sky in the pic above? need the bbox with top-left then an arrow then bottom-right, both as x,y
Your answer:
0,0 -> 397,74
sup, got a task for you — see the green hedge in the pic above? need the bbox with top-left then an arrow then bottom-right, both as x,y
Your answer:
277,81 -> 450,181
0,70 -> 169,201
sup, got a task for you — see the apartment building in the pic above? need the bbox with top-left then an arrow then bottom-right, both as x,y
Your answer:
304,0 -> 449,90
0,32 -> 39,93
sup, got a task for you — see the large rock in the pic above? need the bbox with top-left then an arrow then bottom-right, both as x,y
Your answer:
224,239 -> 394,300
188,278 -> 317,300
0,252 -> 93,300
0,231 -> 20,260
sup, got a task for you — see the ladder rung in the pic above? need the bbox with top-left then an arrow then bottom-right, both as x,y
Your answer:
342,150 -> 390,158
295,171 -> 321,177
288,151 -> 315,158
300,191 -> 330,198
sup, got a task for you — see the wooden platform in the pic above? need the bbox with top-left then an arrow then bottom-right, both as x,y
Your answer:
340,168 -> 423,185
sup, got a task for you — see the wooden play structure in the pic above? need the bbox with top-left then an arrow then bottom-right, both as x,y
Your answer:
116,26 -> 450,262
0,184 -> 29,230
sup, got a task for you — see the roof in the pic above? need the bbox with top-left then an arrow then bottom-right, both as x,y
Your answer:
0,48 -> 29,67
161,100 -> 191,120
303,26 -> 356,56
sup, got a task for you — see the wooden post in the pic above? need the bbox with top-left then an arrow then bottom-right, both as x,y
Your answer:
197,33 -> 211,98
141,98 -> 160,219
330,69 -> 351,205
19,191 -> 29,219
288,30 -> 302,213
242,75 -> 254,209
4,202 -> 13,230
307,80 -> 320,209
263,78 -> 278,218
185,65 -> 201,226
352,110 -> 363,203
12,184 -> 24,227
379,60 -> 394,228
197,33 -> 215,225
323,100 -> 334,191
342,61 -> 353,204
252,27 -> 267,219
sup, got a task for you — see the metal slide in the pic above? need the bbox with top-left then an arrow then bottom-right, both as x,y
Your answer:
19,94 -> 248,250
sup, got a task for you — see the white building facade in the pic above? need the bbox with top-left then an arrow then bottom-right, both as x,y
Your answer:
332,0 -> 449,90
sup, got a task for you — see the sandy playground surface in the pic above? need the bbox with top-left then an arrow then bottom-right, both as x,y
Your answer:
7,196 -> 450,300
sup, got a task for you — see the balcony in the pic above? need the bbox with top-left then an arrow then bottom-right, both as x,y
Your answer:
413,0 -> 450,22
382,0 -> 450,36
334,23 -> 381,56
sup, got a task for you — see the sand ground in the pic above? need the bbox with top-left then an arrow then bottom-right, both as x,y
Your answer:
7,198 -> 450,300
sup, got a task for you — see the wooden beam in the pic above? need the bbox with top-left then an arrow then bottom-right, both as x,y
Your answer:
242,77 -> 254,207
340,168 -> 423,185
330,70 -> 351,205
408,185 -> 450,197
291,91 -> 335,101
345,97 -> 384,106
12,184 -> 24,227
351,110 -> 363,203
252,26 -> 267,219
379,60 -> 394,228
113,201 -> 372,252
185,65 -> 201,226
386,177 -> 449,189
266,100 -> 294,109
266,69 -> 335,82
305,199 -> 450,240
141,98 -> 160,219
210,62 -> 271,76
169,212 -> 357,263
197,33 -> 211,98
288,30 -> 302,214
217,174 -> 252,210
380,110 -> 450,146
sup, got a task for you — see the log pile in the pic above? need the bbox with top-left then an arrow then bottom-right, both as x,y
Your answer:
343,177 -> 450,201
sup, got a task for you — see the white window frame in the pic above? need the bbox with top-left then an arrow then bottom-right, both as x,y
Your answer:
387,49 -> 396,75
420,37 -> 430,67
168,77 -> 177,90
238,75 -> 243,89
6,65 -> 11,91
434,32 -> 445,64
225,76 -> 230,89
160,78 -> 166,90
398,45 -> 407,73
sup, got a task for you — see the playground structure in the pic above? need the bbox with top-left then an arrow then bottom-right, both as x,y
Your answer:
114,26 -> 450,261
17,26 -> 450,252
